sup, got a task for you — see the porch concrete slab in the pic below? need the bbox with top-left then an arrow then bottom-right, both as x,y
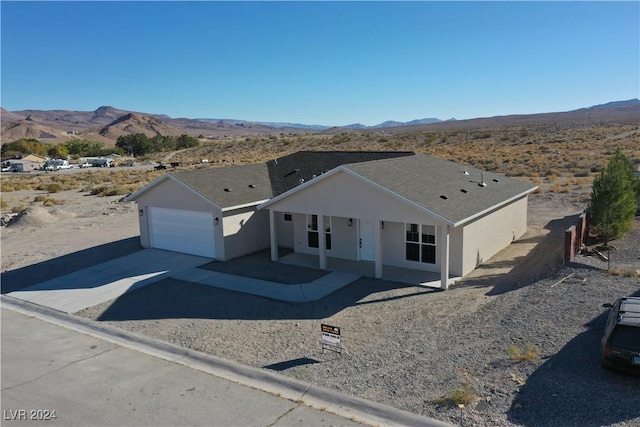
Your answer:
7,250 -> 211,314
279,252 -> 453,287
267,285 -> 307,302
173,268 -> 358,303
299,272 -> 361,301
172,269 -> 290,299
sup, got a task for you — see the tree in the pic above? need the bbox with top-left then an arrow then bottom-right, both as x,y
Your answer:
588,148 -> 638,246
116,133 -> 152,157
175,134 -> 200,149
1,139 -> 47,157
47,144 -> 69,159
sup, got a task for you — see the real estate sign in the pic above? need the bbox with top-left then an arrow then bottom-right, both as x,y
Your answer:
321,324 -> 341,353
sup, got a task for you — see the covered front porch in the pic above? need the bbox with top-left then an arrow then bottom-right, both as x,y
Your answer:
278,251 -> 461,288
259,168 -> 461,289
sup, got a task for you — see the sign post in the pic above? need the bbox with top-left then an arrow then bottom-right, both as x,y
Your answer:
321,324 -> 341,354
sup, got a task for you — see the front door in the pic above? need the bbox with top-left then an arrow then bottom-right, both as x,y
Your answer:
359,219 -> 375,261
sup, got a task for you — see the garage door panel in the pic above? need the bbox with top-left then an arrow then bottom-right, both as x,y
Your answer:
148,207 -> 216,258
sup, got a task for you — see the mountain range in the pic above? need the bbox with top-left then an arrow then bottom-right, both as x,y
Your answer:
1,99 -> 638,146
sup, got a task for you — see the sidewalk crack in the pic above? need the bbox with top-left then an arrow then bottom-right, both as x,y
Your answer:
1,346 -> 117,391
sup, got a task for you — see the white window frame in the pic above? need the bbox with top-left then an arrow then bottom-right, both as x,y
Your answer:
405,223 -> 436,264
307,214 -> 331,250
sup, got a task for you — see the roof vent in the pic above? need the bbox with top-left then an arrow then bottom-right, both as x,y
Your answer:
493,178 -> 499,183
224,188 -> 232,192
440,195 -> 448,200
312,174 -> 317,178
460,189 -> 467,193
299,178 -> 305,184
463,168 -> 469,175
248,184 -> 256,188
479,172 -> 487,187
284,168 -> 300,177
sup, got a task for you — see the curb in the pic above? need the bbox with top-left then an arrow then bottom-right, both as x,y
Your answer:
1,295 -> 453,427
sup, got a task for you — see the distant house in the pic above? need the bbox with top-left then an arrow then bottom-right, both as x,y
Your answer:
3,154 -> 47,172
126,151 -> 537,289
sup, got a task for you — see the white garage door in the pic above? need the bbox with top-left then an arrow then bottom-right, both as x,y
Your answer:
148,207 -> 216,258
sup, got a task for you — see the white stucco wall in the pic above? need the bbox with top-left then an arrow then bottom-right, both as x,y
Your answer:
265,171 -> 448,226
275,211 -> 294,249
222,206 -> 270,260
460,195 -> 529,276
290,214 -> 358,259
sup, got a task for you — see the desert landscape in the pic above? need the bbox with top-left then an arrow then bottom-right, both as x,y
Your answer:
2,102 -> 640,426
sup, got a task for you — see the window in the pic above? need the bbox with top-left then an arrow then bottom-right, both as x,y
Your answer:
307,214 -> 331,250
283,212 -> 292,222
405,223 -> 436,264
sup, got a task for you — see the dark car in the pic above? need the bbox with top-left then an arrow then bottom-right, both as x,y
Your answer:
601,297 -> 640,374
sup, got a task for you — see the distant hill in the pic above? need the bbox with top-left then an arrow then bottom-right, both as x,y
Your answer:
1,117 -> 75,142
1,99 -> 638,145
94,113 -> 184,139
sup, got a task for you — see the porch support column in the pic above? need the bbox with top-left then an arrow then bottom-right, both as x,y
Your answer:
374,219 -> 383,279
318,215 -> 327,269
269,209 -> 278,261
440,225 -> 450,290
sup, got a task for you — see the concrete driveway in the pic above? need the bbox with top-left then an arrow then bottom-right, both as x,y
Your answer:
6,249 -> 211,313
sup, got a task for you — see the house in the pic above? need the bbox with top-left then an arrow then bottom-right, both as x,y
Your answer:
3,154 -> 47,172
126,151 -> 537,289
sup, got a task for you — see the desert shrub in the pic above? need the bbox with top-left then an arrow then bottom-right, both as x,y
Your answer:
508,343 -> 540,362
609,269 -> 640,278
574,170 -> 590,177
10,204 -> 26,214
90,184 -> 140,197
41,198 -> 67,206
33,195 -> 47,202
47,183 -> 62,193
432,383 -> 476,407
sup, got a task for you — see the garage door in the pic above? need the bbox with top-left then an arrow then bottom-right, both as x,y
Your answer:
148,207 -> 216,258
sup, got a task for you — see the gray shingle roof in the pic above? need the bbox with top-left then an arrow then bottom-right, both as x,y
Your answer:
267,151 -> 415,196
172,163 -> 272,209
343,154 -> 537,225
168,151 -> 415,209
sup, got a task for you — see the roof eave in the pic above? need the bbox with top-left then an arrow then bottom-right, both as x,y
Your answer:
451,186 -> 538,228
222,199 -> 271,212
124,174 -> 222,210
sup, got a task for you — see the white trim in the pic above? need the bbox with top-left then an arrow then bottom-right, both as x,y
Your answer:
221,199 -> 270,212
125,174 -> 222,210
451,189 -> 536,227
257,165 -> 537,228
259,167 -> 453,226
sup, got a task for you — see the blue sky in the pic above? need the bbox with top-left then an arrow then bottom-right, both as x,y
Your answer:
2,2 -> 638,126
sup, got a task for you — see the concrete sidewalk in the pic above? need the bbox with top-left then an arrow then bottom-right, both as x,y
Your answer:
172,268 -> 360,303
6,249 -> 364,313
2,296 -> 452,427
6,249 -> 211,313
6,247 -> 454,314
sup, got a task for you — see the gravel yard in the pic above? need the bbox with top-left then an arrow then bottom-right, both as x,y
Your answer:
77,224 -> 640,426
